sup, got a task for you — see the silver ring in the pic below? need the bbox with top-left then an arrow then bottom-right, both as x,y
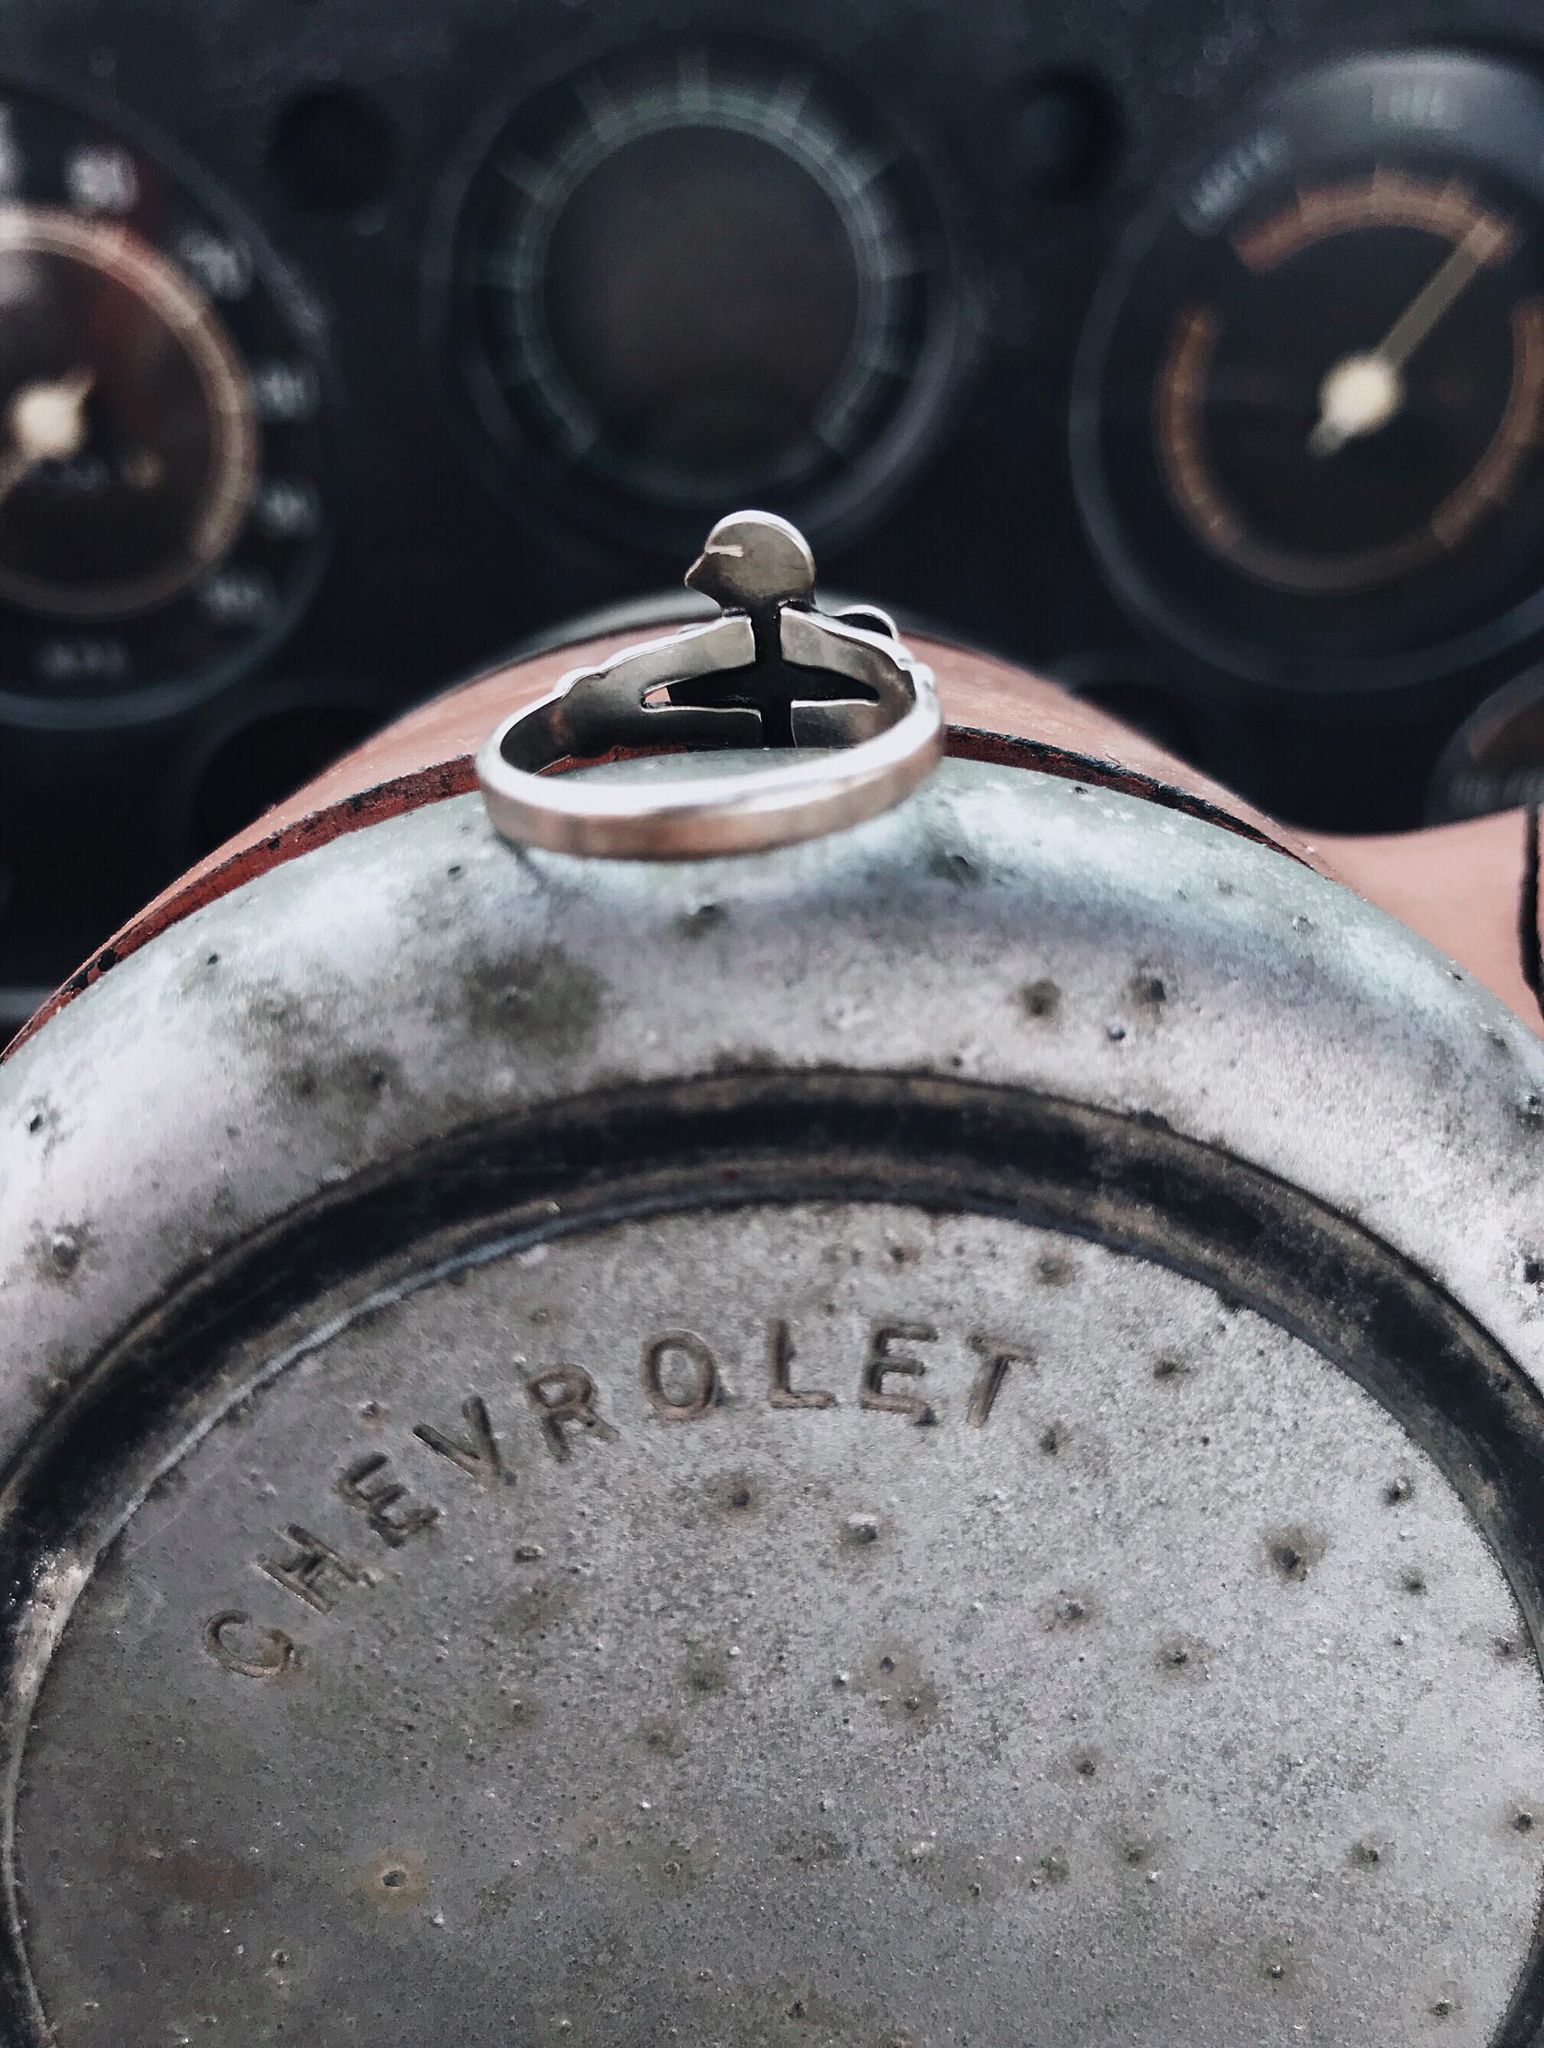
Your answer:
476,511 -> 943,859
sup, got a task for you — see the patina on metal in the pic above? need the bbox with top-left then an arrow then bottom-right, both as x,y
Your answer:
4,731 -> 1544,2043
476,511 -> 943,858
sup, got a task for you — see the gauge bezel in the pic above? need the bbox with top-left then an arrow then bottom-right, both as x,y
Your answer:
427,33 -> 973,562
1427,662 -> 1544,821
1071,48 -> 1544,700
0,65 -> 332,734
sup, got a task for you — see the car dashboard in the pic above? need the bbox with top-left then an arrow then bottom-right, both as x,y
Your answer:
4,0 -> 1544,1028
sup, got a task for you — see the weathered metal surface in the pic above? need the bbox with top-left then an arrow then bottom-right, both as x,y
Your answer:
11,623 -> 1540,1053
4,757 -> 1544,2042
1,631 -> 1320,1059
17,1198 -> 1544,2045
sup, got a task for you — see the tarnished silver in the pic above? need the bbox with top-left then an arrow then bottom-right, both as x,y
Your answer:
6,759 -> 1544,2045
476,511 -> 942,857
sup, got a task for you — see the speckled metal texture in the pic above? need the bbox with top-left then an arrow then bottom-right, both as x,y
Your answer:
5,756 -> 1544,2045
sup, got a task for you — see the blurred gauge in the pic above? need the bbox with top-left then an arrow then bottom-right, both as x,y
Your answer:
0,85 -> 327,729
448,43 -> 960,551
1072,52 -> 1544,694
1429,668 -> 1544,819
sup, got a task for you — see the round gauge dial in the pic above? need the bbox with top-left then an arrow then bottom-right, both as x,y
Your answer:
1428,665 -> 1544,819
450,45 -> 958,551
1073,52 -> 1544,691
0,87 -> 326,728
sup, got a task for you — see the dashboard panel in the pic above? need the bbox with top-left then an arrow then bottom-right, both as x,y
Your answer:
4,0 -> 1544,1025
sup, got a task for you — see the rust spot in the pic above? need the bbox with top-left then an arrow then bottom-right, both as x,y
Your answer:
361,1850 -> 428,1908
683,1651 -> 732,1697
1156,1635 -> 1209,1677
461,945 -> 603,1053
1046,1591 -> 1097,1629
710,1471 -> 760,1515
678,902 -> 727,939
1266,1524 -> 1326,1584
28,1222 -> 93,1286
774,1826 -> 851,1867
853,1645 -> 941,1736
502,1579 -> 570,1638
1131,971 -> 1169,1008
636,1835 -> 708,1891
638,1717 -> 688,1758
929,849 -> 982,887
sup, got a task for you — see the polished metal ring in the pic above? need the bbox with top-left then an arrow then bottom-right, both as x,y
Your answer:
476,510 -> 943,859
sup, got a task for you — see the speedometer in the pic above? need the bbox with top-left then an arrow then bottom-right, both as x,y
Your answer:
0,85 -> 327,728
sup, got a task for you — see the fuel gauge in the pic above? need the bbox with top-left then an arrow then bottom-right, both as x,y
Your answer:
1073,52 -> 1544,693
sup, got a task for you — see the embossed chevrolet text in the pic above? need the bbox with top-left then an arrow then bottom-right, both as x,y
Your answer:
202,1313 -> 1033,1674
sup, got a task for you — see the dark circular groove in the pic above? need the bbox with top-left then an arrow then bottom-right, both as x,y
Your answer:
0,1067 -> 1542,2041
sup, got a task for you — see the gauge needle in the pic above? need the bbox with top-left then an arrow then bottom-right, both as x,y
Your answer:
0,366 -> 95,509
1307,215 -> 1506,458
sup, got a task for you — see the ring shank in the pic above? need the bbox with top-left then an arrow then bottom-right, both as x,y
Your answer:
477,603 -> 943,859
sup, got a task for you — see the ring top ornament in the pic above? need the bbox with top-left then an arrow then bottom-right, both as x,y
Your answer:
476,509 -> 943,858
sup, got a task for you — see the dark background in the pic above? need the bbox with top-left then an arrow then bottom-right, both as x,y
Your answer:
3,0 -> 1544,1031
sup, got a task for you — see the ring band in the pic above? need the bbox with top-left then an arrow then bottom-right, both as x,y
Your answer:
476,512 -> 943,860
